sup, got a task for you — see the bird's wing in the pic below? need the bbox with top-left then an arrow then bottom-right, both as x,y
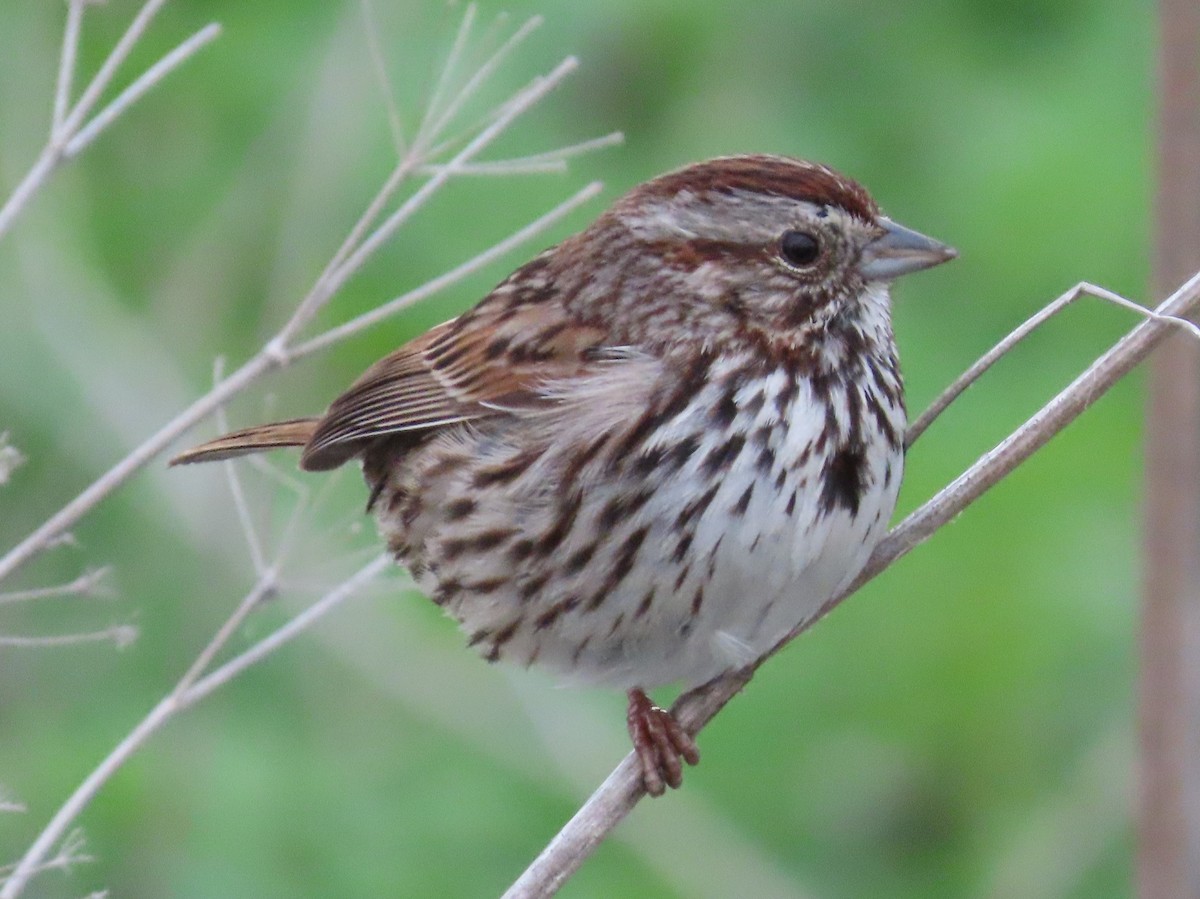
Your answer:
300,302 -> 609,470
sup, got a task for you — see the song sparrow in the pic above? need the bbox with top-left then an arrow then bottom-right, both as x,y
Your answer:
173,155 -> 955,795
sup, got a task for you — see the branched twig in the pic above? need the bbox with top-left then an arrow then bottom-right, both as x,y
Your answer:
1,8 -> 620,897
0,556 -> 391,899
0,567 -> 112,607
504,269 -> 1200,899
0,8 -> 619,588
0,828 -> 93,887
0,0 -> 220,242
907,280 -> 1200,446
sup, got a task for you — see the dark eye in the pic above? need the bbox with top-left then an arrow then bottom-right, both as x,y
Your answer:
779,230 -> 820,268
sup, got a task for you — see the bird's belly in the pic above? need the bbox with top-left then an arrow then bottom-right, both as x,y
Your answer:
553,437 -> 903,690
380,359 -> 906,692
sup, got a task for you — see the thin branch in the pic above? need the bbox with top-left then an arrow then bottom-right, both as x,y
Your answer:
0,829 -> 93,882
57,0 -> 172,139
0,556 -> 387,899
0,0 -> 220,243
290,180 -> 603,358
908,281 -> 1200,447
0,567 -> 111,607
0,351 -> 276,586
415,132 -> 624,177
183,555 -> 391,704
272,53 -> 580,349
411,3 -> 478,153
51,0 -> 87,135
0,625 -> 136,650
284,56 -> 583,346
419,14 -> 545,154
359,0 -> 406,156
505,268 -> 1200,899
64,23 -> 222,159
213,361 -> 268,575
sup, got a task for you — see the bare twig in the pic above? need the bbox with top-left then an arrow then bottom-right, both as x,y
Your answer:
0,556 -> 389,899
272,54 -> 584,350
504,268 -> 1200,899
0,567 -> 111,607
0,829 -> 93,885
0,0 -> 220,242
908,281 -> 1200,447
0,12 -> 614,587
290,180 -> 605,358
64,23 -> 222,159
359,0 -> 406,156
0,625 -> 136,650
51,1 -> 86,135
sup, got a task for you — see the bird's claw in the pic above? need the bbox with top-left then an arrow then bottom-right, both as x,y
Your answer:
626,688 -> 700,796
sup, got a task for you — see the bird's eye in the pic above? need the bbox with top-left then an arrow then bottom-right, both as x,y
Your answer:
779,230 -> 821,268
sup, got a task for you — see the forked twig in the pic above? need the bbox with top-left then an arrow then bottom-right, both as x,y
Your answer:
0,556 -> 391,899
0,0 -> 220,242
0,9 -> 618,588
504,269 -> 1200,898
907,280 -> 1200,446
1,9 -> 620,895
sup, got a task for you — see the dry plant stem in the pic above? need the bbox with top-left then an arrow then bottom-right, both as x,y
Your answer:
0,830 -> 92,884
0,555 -> 389,899
0,175 -> 599,586
358,0 -> 406,156
272,54 -> 582,349
0,568 -> 109,606
907,281 -> 1200,447
51,0 -> 86,134
0,11 -> 603,583
0,626 -> 134,649
65,23 -> 222,158
291,181 -> 603,357
0,0 -> 219,242
505,268 -> 1200,899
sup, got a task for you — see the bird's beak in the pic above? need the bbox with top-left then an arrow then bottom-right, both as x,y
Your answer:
860,218 -> 957,280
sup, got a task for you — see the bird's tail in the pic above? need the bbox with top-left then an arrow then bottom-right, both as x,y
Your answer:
170,418 -> 319,465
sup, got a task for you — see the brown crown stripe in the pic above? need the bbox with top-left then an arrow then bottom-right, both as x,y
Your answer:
636,155 -> 878,223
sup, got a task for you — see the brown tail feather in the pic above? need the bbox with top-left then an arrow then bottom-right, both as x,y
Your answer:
170,418 -> 319,466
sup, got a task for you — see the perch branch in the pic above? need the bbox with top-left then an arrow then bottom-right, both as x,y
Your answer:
504,268 -> 1200,899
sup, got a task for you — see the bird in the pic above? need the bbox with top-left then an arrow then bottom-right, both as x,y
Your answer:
172,154 -> 956,795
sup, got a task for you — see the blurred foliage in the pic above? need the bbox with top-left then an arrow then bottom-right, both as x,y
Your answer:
0,0 -> 1153,896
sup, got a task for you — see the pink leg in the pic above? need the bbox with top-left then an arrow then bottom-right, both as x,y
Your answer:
626,688 -> 700,796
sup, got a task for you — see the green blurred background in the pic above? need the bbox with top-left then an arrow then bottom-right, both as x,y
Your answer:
0,0 -> 1152,896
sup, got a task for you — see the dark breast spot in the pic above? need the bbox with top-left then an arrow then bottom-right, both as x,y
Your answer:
731,482 -> 754,516
819,445 -> 868,517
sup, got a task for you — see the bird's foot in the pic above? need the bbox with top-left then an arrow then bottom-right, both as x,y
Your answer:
626,688 -> 700,796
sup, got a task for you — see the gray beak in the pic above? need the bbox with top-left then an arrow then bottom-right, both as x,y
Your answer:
859,218 -> 957,280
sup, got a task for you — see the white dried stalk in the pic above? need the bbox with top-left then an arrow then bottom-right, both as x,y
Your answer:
0,8 -> 619,588
0,0 -> 220,242
0,555 -> 390,899
0,567 -> 112,607
0,10 -> 621,894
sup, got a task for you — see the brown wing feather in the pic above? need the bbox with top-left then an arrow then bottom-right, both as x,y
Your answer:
170,419 -> 319,465
299,304 -> 608,471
